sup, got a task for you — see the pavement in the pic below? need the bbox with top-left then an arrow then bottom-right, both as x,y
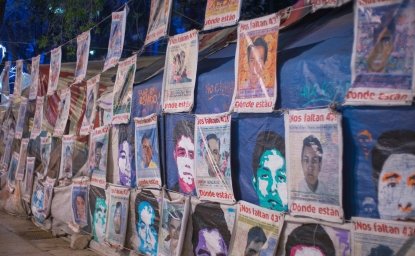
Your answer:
0,210 -> 100,256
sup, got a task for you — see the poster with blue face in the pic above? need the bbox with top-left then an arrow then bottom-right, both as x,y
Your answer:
343,107 -> 415,221
165,114 -> 196,196
89,185 -> 107,244
135,189 -> 160,256
232,112 -> 286,212
31,178 -> 45,224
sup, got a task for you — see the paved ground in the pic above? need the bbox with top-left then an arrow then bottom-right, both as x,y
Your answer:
0,210 -> 100,256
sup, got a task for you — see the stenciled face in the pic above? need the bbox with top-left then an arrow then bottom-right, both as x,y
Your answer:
195,228 -> 227,256
174,135 -> 195,193
94,199 -> 107,227
253,149 -> 287,211
378,153 -> 415,220
357,133 -> 372,158
118,140 -> 131,176
301,146 -> 322,192
142,137 -> 153,168
168,217 -> 181,251
113,205 -> 122,234
137,202 -> 158,256
367,27 -> 393,73
244,240 -> 265,256
248,45 -> 266,85
206,138 -> 221,177
95,146 -> 102,168
290,245 -> 325,256
75,195 -> 86,221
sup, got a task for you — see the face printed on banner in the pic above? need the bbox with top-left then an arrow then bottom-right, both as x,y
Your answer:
86,92 -> 95,122
205,134 -> 221,177
113,202 -> 122,234
118,140 -> 132,186
137,201 -> 158,256
93,198 -> 107,243
75,194 -> 87,224
195,228 -> 227,256
253,149 -> 287,211
247,37 -> 267,87
175,135 -> 195,193
367,27 -> 393,73
141,134 -> 153,168
167,213 -> 181,253
94,141 -> 103,169
301,135 -> 323,193
63,145 -> 72,178
244,226 -> 267,256
357,130 -> 373,159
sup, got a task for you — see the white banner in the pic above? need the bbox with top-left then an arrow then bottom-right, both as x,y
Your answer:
59,134 -> 75,180
15,97 -> 28,139
30,96 -> 44,139
53,88 -> 71,136
103,8 -> 127,72
47,46 -> 62,95
89,125 -> 110,188
29,55 -> 40,100
14,60 -> 23,96
145,0 -> 173,45
80,74 -> 99,135
74,31 -> 91,83
16,138 -> 29,181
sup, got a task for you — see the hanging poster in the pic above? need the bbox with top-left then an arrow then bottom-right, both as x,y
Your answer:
165,114 -> 196,196
29,55 -> 40,100
1,61 -> 10,95
347,0 -> 415,105
191,200 -> 236,256
157,191 -> 190,256
89,125 -> 110,188
22,157 -> 36,202
352,217 -> 415,255
133,79 -> 162,117
47,46 -> 62,95
112,124 -> 135,187
145,0 -> 173,45
15,97 -> 28,139
59,134 -> 75,180
7,152 -> 19,192
74,31 -> 90,83
80,74 -> 99,135
134,114 -> 161,188
71,177 -> 89,227
53,88 -> 71,136
229,201 -> 284,256
203,0 -> 241,31
134,189 -> 161,256
40,135 -> 51,177
31,178 -> 46,224
232,13 -> 280,113
0,126 -> 15,173
30,96 -> 44,139
112,55 -> 136,124
162,30 -> 198,113
106,185 -> 130,247
14,59 -> 23,96
285,108 -> 344,222
16,138 -> 29,181
90,185 -> 107,244
195,112 -> 235,204
103,8 -> 127,72
276,220 -> 351,256
42,177 -> 55,218
343,107 -> 415,221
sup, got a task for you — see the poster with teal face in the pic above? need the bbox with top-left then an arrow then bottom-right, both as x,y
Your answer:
232,112 -> 287,212
89,185 -> 107,244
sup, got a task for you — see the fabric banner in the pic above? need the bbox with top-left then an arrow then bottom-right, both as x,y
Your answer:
7,152 -> 19,192
145,0 -> 173,45
31,96 -> 44,139
22,157 -> 36,202
74,31 -> 90,83
285,108 -> 344,223
1,61 -> 10,95
0,113 -> 15,172
112,124 -> 135,187
59,134 -> 75,180
97,91 -> 113,126
134,189 -> 161,256
132,79 -> 162,118
16,138 -> 29,181
89,125 -> 110,188
15,97 -> 28,139
71,177 -> 89,227
195,112 -> 234,204
190,200 -> 236,256
31,178 -> 46,224
276,220 -> 351,256
29,55 -> 40,100
347,0 -> 415,105
232,14 -> 280,113
103,8 -> 127,72
89,185 -> 107,244
157,191 -> 189,256
40,135 -> 52,177
43,176 -> 55,218
53,88 -> 71,136
112,55 -> 136,124
203,0 -> 241,31
229,201 -> 284,256
165,114 -> 196,196
343,107 -> 415,221
162,30 -> 198,113
80,74 -> 99,135
106,184 -> 130,247
134,114 -> 161,188
47,46 -> 62,95
14,60 -> 23,96
352,217 -> 415,255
